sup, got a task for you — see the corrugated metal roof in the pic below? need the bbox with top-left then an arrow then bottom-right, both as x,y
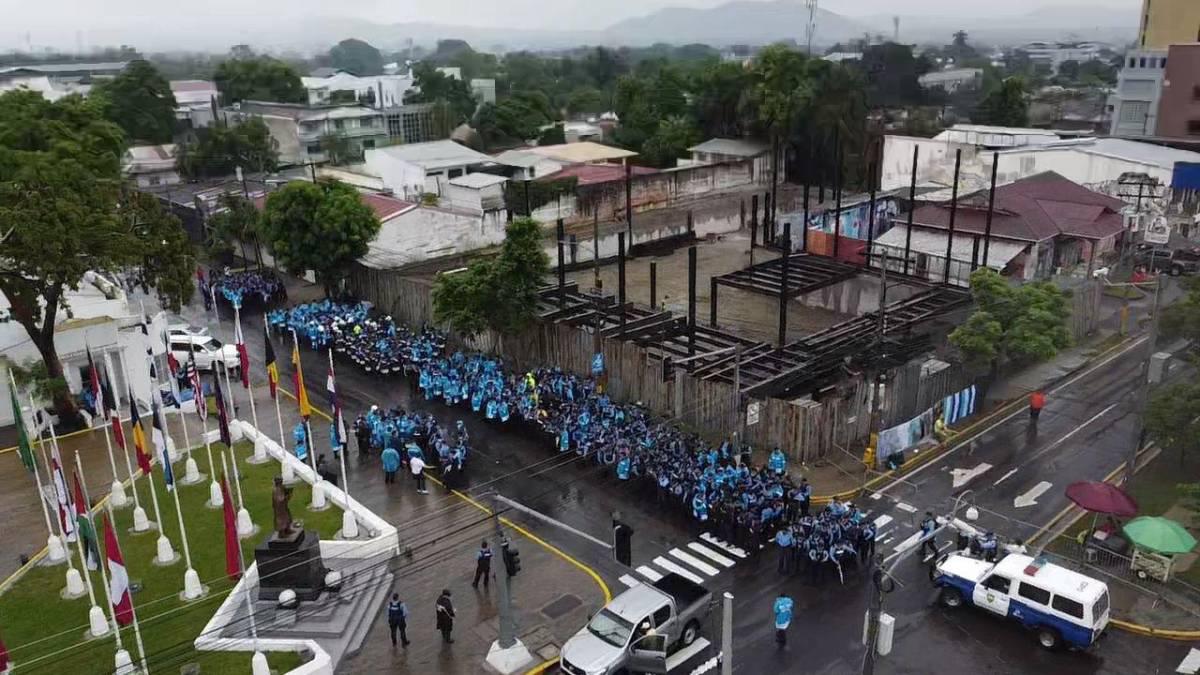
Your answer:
525,141 -> 637,164
368,140 -> 493,170
688,138 -> 769,157
539,164 -> 657,186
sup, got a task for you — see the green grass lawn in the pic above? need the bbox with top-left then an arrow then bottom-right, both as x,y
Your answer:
1,441 -> 343,674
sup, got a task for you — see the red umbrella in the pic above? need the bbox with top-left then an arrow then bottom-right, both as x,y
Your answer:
1066,481 -> 1138,517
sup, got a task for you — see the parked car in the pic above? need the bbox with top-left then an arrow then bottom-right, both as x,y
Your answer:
1134,247 -> 1200,276
560,573 -> 712,675
168,334 -> 239,373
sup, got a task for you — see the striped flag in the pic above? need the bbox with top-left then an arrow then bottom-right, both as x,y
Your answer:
72,472 -> 101,570
188,351 -> 207,421
50,443 -> 76,542
102,513 -> 134,626
291,334 -> 311,419
151,400 -> 173,490
264,326 -> 279,399
327,362 -> 346,449
7,377 -> 33,472
130,392 -> 152,476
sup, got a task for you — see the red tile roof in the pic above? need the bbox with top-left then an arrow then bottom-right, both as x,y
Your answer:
539,163 -> 657,186
910,172 -> 1127,242
252,190 -> 415,222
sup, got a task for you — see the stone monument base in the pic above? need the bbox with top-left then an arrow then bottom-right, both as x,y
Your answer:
254,528 -> 326,601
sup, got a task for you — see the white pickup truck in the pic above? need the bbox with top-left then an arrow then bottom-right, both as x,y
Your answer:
560,573 -> 712,675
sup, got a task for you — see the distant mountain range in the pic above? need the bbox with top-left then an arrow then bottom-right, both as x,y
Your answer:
4,1 -> 1140,55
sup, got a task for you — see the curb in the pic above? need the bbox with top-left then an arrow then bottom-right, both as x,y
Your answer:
809,335 -> 1139,506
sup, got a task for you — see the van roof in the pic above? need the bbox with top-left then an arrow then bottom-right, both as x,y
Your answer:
994,554 -> 1107,603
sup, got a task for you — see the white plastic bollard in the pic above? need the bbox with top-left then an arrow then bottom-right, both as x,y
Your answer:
65,567 -> 86,597
109,479 -> 129,508
46,534 -> 67,563
251,651 -> 270,675
131,506 -> 151,533
155,535 -> 176,565
88,604 -> 110,637
183,568 -> 203,600
342,510 -> 359,539
208,480 -> 224,508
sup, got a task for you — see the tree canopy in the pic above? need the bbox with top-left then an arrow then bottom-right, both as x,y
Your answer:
0,90 -> 194,421
405,63 -> 478,125
92,59 -> 178,144
176,117 -> 278,179
949,268 -> 1071,370
974,76 -> 1030,127
433,217 -> 549,336
214,57 -> 305,104
329,38 -> 384,76
259,180 -> 381,296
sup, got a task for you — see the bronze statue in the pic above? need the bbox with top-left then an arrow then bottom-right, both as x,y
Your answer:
272,477 -> 295,537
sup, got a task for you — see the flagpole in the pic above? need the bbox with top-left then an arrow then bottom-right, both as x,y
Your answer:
265,315 -> 293,485
221,451 -> 270,675
228,443 -> 256,538
74,451 -> 118,641
187,337 -> 224,509
234,305 -> 266,464
82,470 -> 133,675
161,338 -> 201,485
104,500 -> 149,675
38,426 -> 85,597
45,421 -> 77,544
292,328 -> 326,510
114,354 -> 151,533
100,353 -> 133,511
329,348 -> 358,539
88,345 -> 127,508
152,386 -> 202,600
12,373 -> 66,563
67,451 -> 107,638
133,383 -> 176,565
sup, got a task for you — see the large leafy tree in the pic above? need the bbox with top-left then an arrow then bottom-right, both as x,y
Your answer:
329,38 -> 384,76
949,268 -> 1071,371
92,59 -> 178,144
975,76 -> 1029,127
214,57 -> 305,104
433,217 -> 549,336
691,61 -> 752,139
175,118 -> 278,179
0,91 -> 194,421
641,116 -> 701,168
259,180 -> 381,296
406,63 -> 477,124
206,194 -> 260,264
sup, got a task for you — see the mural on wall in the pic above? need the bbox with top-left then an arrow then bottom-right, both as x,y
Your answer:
777,196 -> 899,247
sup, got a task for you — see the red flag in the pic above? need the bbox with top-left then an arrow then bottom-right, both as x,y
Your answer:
0,632 -> 9,671
102,514 -> 134,626
166,351 -> 181,378
72,472 -> 87,518
111,412 -> 126,451
236,342 -> 250,388
221,476 -> 240,580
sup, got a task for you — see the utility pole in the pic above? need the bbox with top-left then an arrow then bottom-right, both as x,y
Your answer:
869,251 -> 889,446
1125,278 -> 1162,487
721,591 -> 734,675
485,494 -> 534,673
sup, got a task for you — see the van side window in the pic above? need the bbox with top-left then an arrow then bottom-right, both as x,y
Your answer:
1051,595 -> 1084,619
982,575 -> 1010,593
1017,582 -> 1051,606
651,605 -> 672,627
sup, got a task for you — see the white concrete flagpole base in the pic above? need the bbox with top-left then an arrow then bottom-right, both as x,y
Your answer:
236,508 -> 256,538
46,534 -> 67,563
251,651 -> 270,675
248,434 -> 270,465
63,567 -> 86,598
182,568 -> 204,600
88,605 -> 110,638
485,638 -> 535,674
309,481 -> 328,511
181,458 -> 203,485
131,506 -> 151,533
114,648 -> 134,675
109,480 -> 129,508
154,535 -> 177,565
281,459 -> 297,485
166,437 -> 180,464
207,481 -> 224,509
341,511 -> 359,539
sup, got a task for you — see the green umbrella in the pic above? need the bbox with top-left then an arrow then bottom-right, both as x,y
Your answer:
1123,516 -> 1198,555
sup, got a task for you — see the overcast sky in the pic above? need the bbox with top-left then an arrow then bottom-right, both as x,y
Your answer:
0,0 -> 1140,51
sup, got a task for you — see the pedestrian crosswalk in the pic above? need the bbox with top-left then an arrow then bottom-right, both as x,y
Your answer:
619,533 -> 748,589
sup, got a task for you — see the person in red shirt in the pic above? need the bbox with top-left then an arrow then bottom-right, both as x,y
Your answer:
1029,390 -> 1046,422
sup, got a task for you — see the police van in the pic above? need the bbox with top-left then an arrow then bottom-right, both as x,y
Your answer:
933,551 -> 1110,650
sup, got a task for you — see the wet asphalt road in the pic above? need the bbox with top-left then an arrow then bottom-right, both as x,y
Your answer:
172,291 -> 1196,675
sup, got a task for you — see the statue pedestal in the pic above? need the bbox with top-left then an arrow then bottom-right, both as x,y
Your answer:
254,529 -> 326,601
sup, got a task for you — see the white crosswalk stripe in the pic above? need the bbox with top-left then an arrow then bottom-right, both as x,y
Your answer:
687,541 -> 736,568
896,502 -> 917,513
700,532 -> 748,558
873,514 -> 894,529
1176,647 -> 1200,674
669,548 -> 720,576
654,556 -> 706,584
619,574 -> 641,588
636,565 -> 663,582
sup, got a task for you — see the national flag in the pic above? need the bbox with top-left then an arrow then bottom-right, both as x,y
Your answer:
188,352 -> 207,421
264,326 -> 279,399
130,392 -> 152,476
327,365 -> 346,449
72,472 -> 101,570
214,370 -> 232,447
102,514 -> 134,626
152,400 -> 173,490
221,475 -> 240,580
291,337 -> 311,419
8,378 -> 34,472
87,348 -> 105,417
50,444 -> 76,542
99,368 -> 117,416
110,410 -> 126,452
234,317 -> 250,389
166,351 -> 180,378
0,632 -> 9,672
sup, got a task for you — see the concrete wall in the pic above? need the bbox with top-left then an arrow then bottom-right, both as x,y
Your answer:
1157,44 -> 1200,138
568,160 -> 759,226
363,151 -> 427,199
881,135 -> 984,192
362,206 -> 507,269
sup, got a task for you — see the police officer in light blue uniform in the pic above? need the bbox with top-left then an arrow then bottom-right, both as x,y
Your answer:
768,447 -> 787,476
558,428 -> 570,453
617,454 -> 631,480
775,527 -> 794,575
773,593 -> 794,645
293,422 -> 308,461
692,491 -> 709,521
920,511 -> 938,560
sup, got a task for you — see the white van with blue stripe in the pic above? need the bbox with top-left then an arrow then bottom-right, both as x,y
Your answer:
934,551 -> 1110,650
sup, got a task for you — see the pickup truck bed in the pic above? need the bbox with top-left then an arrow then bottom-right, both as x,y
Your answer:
653,574 -> 709,611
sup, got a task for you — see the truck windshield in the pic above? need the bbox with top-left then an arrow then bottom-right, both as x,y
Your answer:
587,609 -> 634,648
